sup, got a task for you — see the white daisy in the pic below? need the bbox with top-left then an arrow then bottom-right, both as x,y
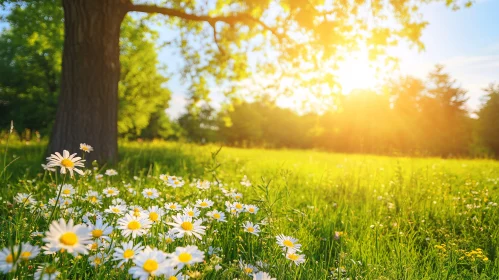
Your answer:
165,202 -> 182,211
242,221 -> 260,236
239,260 -> 259,275
166,245 -> 204,269
142,188 -> 159,199
163,231 -> 177,244
95,174 -> 104,181
105,169 -> 118,176
276,234 -> 302,252
253,271 -> 276,280
88,252 -> 108,267
19,242 -> 40,261
41,164 -> 56,172
105,204 -> 127,215
167,214 -> 206,240
206,210 -> 227,222
14,193 -> 35,206
129,247 -> 169,280
195,179 -> 211,190
183,206 -> 200,218
58,184 -> 75,197
0,247 -> 16,273
166,176 -> 185,188
42,218 -> 92,256
196,199 -> 214,208
112,198 -> 127,205
34,264 -> 60,280
245,204 -> 259,214
285,250 -> 306,265
145,206 -> 164,223
117,214 -> 152,238
113,241 -> 144,267
46,150 -> 85,177
241,175 -> 252,187
80,143 -> 94,153
226,201 -> 245,213
103,187 -> 120,197
87,218 -> 113,241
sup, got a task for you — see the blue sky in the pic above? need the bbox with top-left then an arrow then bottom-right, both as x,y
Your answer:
151,0 -> 499,118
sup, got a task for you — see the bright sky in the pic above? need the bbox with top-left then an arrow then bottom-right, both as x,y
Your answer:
154,0 -> 499,118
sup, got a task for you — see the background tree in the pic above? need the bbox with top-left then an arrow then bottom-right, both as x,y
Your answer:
478,84 -> 499,157
0,0 -> 471,162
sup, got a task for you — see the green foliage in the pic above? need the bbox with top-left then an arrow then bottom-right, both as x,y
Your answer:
478,84 -> 499,156
0,1 -> 173,139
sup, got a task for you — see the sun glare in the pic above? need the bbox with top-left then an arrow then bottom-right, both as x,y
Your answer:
335,51 -> 381,94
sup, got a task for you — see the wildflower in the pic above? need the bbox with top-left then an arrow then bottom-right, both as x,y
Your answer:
165,202 -> 182,211
195,179 -> 211,190
253,272 -> 276,280
43,218 -> 92,256
87,218 -> 113,241
166,245 -> 204,269
285,250 -> 306,265
46,150 -> 85,177
166,176 -> 185,188
14,193 -> 35,206
245,204 -> 259,214
117,214 -> 152,238
241,175 -> 252,187
89,252 -> 107,267
129,247 -> 169,280
58,184 -> 75,197
145,206 -> 164,223
196,199 -> 214,208
95,174 -> 104,181
41,164 -> 56,172
0,247 -> 16,273
103,187 -> 120,197
239,260 -> 259,275
276,234 -> 302,252
142,188 -> 159,199
207,210 -> 227,222
113,241 -> 145,267
34,264 -> 60,280
80,143 -> 94,153
167,214 -> 206,240
226,201 -> 245,213
105,204 -> 127,215
183,206 -> 201,218
163,231 -> 177,244
105,169 -> 118,176
242,221 -> 260,236
19,243 -> 40,261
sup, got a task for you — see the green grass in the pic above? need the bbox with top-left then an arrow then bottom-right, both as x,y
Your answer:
1,141 -> 499,279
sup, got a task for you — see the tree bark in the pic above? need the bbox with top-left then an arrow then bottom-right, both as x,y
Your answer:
49,0 -> 127,164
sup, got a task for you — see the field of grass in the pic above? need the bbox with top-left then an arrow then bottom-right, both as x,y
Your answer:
1,141 -> 499,279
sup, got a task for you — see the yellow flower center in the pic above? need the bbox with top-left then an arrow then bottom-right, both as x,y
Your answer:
82,147 -> 89,151
200,202 -> 208,207
133,211 -> 141,217
93,257 -> 101,265
92,229 -> 103,238
288,253 -> 299,261
181,221 -> 193,231
249,208 -> 255,213
178,252 -> 192,263
112,208 -> 120,213
149,212 -> 159,221
169,277 -> 178,280
91,243 -> 98,250
59,232 -> 78,246
108,190 -> 114,194
45,267 -> 57,274
61,159 -> 74,168
169,205 -> 176,209
244,267 -> 253,273
187,211 -> 194,217
147,191 -> 153,196
21,251 -> 31,260
143,259 -> 159,273
165,237 -> 173,244
128,221 -> 141,230
283,240 -> 294,247
123,249 -> 134,259
235,204 -> 243,209
6,254 -> 13,263
247,227 -> 254,232
89,196 -> 98,203
213,213 -> 221,219
63,189 -> 71,195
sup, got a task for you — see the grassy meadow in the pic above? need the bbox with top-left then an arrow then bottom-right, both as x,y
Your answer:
1,141 -> 499,279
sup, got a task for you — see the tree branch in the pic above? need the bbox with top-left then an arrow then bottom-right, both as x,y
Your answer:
127,4 -> 285,42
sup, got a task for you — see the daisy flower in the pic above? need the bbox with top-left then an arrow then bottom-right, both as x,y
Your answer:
14,193 -> 35,206
95,174 -> 104,181
166,176 -> 185,188
129,206 -> 147,219
196,199 -> 214,208
166,245 -> 204,269
0,247 -> 16,273
88,252 -> 108,267
165,202 -> 182,212
195,179 -> 211,190
232,192 -> 243,200
253,272 -> 276,280
105,204 -> 127,215
206,210 -> 227,222
80,143 -> 93,153
142,188 -> 159,199
276,234 -> 302,252
58,184 -> 75,197
163,231 -> 177,244
46,150 -> 85,177
85,191 -> 101,205
145,206 -> 164,223
87,218 -> 113,241
112,198 -> 127,205
242,221 -> 260,236
34,264 -> 60,280
42,218 -> 92,256
117,214 -> 152,238
167,214 -> 206,240
159,174 -> 168,182
129,247 -> 169,280
183,206 -> 200,218
41,164 -> 56,172
105,169 -> 118,176
113,241 -> 144,268
245,204 -> 259,214
239,260 -> 259,275
241,175 -> 252,187
19,242 -> 40,261
103,187 -> 119,197
285,250 -> 306,265
226,201 -> 245,213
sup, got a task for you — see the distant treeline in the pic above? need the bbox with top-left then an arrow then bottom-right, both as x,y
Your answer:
177,65 -> 499,158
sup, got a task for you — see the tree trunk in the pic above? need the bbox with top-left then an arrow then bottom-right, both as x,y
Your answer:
49,0 -> 127,164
